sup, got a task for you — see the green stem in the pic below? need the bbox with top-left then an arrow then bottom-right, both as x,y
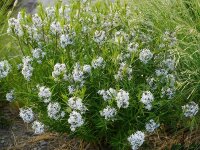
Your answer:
17,36 -> 25,55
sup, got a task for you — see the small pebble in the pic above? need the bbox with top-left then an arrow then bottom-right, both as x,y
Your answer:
0,139 -> 5,144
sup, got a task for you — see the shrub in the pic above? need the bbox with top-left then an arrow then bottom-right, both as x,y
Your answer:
4,0 -> 199,149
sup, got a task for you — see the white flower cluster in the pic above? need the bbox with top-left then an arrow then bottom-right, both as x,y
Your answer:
45,7 -> 55,18
117,53 -> 131,62
98,88 -> 129,120
72,63 -> 84,82
145,119 -> 160,133
0,60 -> 11,79
7,17 -> 23,37
162,31 -> 177,48
100,106 -> 117,121
128,42 -> 139,52
19,108 -> 34,123
182,101 -> 199,118
114,30 -> 128,43
163,59 -> 175,71
103,21 -> 112,29
47,102 -> 61,120
92,57 -> 105,69
140,91 -> 154,110
32,48 -> 46,64
98,88 -> 117,101
156,58 -> 176,99
26,25 -> 42,42
98,89 -> 129,109
156,59 -> 175,76
32,121 -> 44,135
32,14 -> 43,28
22,56 -> 33,81
60,34 -> 73,48
146,77 -> 157,90
67,63 -> 92,91
127,131 -> 145,150
6,90 -> 15,102
155,69 -> 168,77
68,85 -> 76,94
114,62 -> 133,81
83,64 -> 91,73
68,110 -> 84,132
68,97 -> 87,114
166,74 -> 176,87
139,31 -> 152,44
94,30 -> 106,44
116,89 -> 129,108
161,87 -> 175,100
139,49 -> 153,64
52,63 -> 67,81
67,97 -> 87,131
50,21 -> 62,35
38,86 -> 52,103
59,5 -> 71,20
20,108 -> 45,134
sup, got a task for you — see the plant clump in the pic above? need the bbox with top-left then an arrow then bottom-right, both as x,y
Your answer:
2,0 -> 199,149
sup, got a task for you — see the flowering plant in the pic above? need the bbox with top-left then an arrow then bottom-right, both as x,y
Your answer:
3,0 -> 199,149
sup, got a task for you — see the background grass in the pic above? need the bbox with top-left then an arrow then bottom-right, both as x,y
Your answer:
133,0 -> 200,148
0,0 -> 19,59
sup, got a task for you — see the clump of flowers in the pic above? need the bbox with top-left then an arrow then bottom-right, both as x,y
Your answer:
114,62 -> 133,81
116,89 -> 129,108
32,121 -> 45,135
0,60 -> 11,79
7,17 -> 23,37
60,34 -> 73,48
6,90 -> 15,102
52,63 -> 67,81
140,91 -> 154,110
68,97 -> 87,113
47,102 -> 61,120
68,110 -> 84,132
50,21 -> 62,35
94,30 -> 106,44
127,131 -> 145,150
91,57 -> 105,69
32,14 -> 43,28
98,88 -> 117,101
72,63 -> 84,82
100,106 -> 117,121
83,65 -> 91,74
32,48 -> 46,64
127,42 -> 139,53
19,108 -> 34,123
38,86 -> 52,103
182,101 -> 199,118
21,56 -> 33,81
163,59 -> 175,71
161,31 -> 177,48
145,119 -> 160,133
139,49 -> 153,64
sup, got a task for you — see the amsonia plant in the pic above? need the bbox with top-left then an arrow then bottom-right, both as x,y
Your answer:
3,0 -> 199,149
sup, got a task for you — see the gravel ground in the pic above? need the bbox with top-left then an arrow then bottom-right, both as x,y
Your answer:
18,0 -> 114,13
18,0 -> 68,14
